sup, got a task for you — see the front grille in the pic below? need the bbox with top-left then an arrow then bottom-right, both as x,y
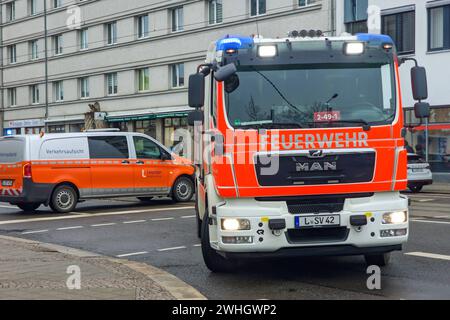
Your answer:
255,151 -> 375,186
286,227 -> 349,244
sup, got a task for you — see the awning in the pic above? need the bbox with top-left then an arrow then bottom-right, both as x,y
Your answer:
106,106 -> 191,123
44,115 -> 85,124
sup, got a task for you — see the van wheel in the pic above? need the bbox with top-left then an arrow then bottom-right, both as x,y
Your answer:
50,185 -> 78,213
201,214 -> 237,273
172,177 -> 194,202
364,253 -> 391,267
17,203 -> 41,212
408,185 -> 423,193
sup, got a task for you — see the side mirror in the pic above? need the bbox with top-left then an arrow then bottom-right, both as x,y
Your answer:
188,110 -> 204,126
214,63 -> 237,82
414,102 -> 430,119
188,73 -> 205,108
411,66 -> 428,101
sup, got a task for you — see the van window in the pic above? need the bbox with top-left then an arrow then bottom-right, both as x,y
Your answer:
88,136 -> 129,159
0,139 -> 24,163
133,136 -> 161,159
40,138 -> 89,160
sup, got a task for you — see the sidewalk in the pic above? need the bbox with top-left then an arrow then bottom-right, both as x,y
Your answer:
0,236 -> 205,300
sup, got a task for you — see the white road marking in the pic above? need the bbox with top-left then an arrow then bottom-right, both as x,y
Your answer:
0,205 -> 18,209
405,252 -> 450,261
434,215 -> 450,219
181,215 -> 196,219
56,226 -> 83,231
158,246 -> 186,252
152,217 -> 174,222
417,199 -> 434,202
193,244 -> 201,247
21,230 -> 48,235
91,223 -> 116,227
123,220 -> 146,224
412,219 -> 450,225
116,251 -> 149,258
0,206 -> 194,225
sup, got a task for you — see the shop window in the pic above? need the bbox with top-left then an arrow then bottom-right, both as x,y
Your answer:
48,125 -> 66,133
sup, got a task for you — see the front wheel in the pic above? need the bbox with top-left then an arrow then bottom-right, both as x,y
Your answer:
50,185 -> 78,213
408,185 -> 423,193
172,177 -> 194,202
201,214 -> 238,273
364,253 -> 391,267
17,203 -> 41,212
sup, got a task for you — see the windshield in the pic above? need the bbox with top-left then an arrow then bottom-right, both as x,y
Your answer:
225,63 -> 396,129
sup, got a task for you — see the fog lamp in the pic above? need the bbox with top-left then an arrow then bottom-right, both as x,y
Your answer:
222,236 -> 253,244
382,211 -> 408,224
380,228 -> 408,238
221,218 -> 251,231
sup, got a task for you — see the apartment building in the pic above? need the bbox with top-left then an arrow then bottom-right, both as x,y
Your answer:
0,0 -> 333,149
337,0 -> 450,181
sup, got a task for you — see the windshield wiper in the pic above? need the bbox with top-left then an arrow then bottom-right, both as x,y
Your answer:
307,119 -> 372,131
236,122 -> 306,129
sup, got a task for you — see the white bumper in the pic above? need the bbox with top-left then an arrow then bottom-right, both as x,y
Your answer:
210,192 -> 409,254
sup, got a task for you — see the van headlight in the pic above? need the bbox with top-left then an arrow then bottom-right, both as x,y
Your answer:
382,211 -> 408,224
221,218 -> 251,231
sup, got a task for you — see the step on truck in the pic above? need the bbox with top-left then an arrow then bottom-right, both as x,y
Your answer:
188,33 -> 431,272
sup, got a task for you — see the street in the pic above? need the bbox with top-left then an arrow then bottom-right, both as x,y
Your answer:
0,193 -> 449,300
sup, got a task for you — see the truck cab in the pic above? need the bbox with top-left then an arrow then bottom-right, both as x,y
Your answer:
188,33 -> 430,272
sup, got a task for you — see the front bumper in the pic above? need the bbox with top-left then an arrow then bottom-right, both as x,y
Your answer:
211,192 -> 409,255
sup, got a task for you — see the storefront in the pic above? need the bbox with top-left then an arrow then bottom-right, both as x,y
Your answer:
45,116 -> 85,134
405,106 -> 450,181
3,119 -> 45,136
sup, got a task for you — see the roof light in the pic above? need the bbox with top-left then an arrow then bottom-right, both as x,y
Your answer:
216,36 -> 254,52
258,45 -> 277,58
344,42 -> 365,55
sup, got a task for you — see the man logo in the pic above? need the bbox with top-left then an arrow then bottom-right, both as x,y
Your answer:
308,150 -> 325,158
296,161 -> 337,172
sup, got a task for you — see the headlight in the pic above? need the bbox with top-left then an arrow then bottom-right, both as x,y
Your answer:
221,218 -> 251,231
382,211 -> 408,224
344,42 -> 365,55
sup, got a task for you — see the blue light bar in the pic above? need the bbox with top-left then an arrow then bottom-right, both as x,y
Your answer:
356,33 -> 394,45
216,36 -> 254,51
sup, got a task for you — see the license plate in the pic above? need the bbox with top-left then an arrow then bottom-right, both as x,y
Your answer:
295,215 -> 340,229
1,180 -> 13,187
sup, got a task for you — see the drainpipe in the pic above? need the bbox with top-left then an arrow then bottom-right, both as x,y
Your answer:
44,0 -> 49,131
0,4 -> 4,135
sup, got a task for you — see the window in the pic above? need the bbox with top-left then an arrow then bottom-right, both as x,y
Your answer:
6,2 -> 15,21
54,81 -> 64,101
53,0 -> 62,9
31,85 -> 40,104
8,88 -> 17,107
299,0 -> 316,6
106,72 -> 118,95
80,77 -> 89,98
209,0 -> 223,24
171,63 -> 184,88
80,28 -> 88,50
8,45 -> 17,64
346,20 -> 368,34
137,68 -> 150,92
171,7 -> 184,32
54,34 -> 63,55
88,136 -> 129,159
30,0 -> 38,15
137,15 -> 149,38
428,5 -> 450,51
382,11 -> 415,54
106,22 -> 118,45
133,136 -> 162,159
30,40 -> 39,60
250,0 -> 266,16
344,0 -> 368,34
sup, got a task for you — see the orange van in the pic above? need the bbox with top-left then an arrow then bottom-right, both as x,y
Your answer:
0,130 -> 195,213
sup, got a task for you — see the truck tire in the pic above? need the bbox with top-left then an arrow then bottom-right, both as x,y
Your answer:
408,185 -> 423,193
201,214 -> 237,273
364,253 -> 391,267
50,185 -> 78,213
17,203 -> 41,212
172,176 -> 194,202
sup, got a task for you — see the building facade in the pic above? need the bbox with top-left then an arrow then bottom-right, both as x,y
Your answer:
337,0 -> 450,181
0,0 -> 333,149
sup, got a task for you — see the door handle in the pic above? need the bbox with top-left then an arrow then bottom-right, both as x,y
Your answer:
136,160 -> 145,165
122,160 -> 130,164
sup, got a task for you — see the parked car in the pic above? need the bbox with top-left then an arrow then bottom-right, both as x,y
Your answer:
407,153 -> 433,193
0,130 -> 195,213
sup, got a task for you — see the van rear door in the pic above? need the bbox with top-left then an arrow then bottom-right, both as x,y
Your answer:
0,137 -> 26,196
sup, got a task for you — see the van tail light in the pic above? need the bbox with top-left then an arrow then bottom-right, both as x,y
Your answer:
23,163 -> 32,179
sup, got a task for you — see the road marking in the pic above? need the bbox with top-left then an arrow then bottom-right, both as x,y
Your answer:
181,215 -> 196,219
417,199 -> 434,202
0,206 -> 194,226
0,205 -> 18,209
56,226 -> 83,231
434,215 -> 450,219
123,220 -> 146,224
405,252 -> 450,261
91,223 -> 116,227
21,230 -> 48,235
158,246 -> 186,252
116,251 -> 148,258
152,217 -> 174,222
193,244 -> 201,247
412,219 -> 450,225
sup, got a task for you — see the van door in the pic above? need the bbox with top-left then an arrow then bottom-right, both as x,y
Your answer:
132,136 -> 170,196
88,136 -> 134,197
0,137 -> 26,197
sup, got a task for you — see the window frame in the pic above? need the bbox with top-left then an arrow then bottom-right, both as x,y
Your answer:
428,5 -> 450,52
31,84 -> 40,104
137,68 -> 150,92
171,7 -> 184,32
250,0 -> 266,17
106,21 -> 118,45
381,10 -> 416,55
106,72 -> 118,96
137,14 -> 150,39
54,81 -> 64,102
209,0 -> 223,25
171,63 -> 185,88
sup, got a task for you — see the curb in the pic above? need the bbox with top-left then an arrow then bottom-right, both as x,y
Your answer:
0,235 -> 206,300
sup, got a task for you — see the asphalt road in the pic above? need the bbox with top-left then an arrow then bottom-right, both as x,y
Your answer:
0,193 -> 449,300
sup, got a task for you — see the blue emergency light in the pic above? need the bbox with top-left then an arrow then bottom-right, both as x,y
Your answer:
216,36 -> 254,51
356,33 -> 394,45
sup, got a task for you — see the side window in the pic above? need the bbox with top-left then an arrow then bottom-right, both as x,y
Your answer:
88,136 -> 129,159
133,136 -> 162,159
